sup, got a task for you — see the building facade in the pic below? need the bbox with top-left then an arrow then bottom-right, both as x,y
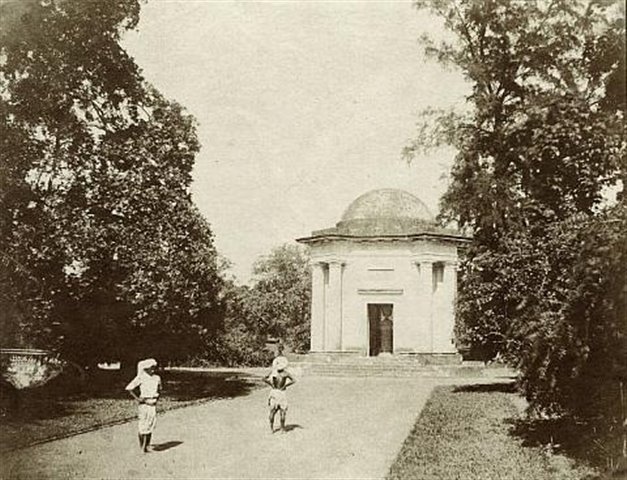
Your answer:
297,189 -> 470,359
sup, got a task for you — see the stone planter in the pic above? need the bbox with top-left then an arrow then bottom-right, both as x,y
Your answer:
0,348 -> 65,389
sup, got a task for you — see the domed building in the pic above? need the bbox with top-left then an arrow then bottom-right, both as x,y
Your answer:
297,189 -> 470,360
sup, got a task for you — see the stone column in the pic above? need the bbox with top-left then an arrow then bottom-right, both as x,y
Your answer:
325,261 -> 344,351
310,262 -> 326,352
419,260 -> 434,353
440,260 -> 458,353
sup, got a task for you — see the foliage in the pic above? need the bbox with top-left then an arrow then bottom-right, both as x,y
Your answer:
180,244 -> 311,367
245,244 -> 311,353
458,206 -> 626,417
410,0 -> 625,241
412,0 -> 626,419
0,0 -> 224,365
203,281 -> 273,367
514,206 -> 626,418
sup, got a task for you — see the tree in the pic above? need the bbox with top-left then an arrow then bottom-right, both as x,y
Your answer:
411,0 -> 625,418
410,0 -> 624,238
205,280 -> 272,367
245,244 -> 311,353
511,206 -> 626,418
0,0 -> 224,365
199,245 -> 311,367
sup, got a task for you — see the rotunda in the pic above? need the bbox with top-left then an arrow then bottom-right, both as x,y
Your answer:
297,188 -> 470,359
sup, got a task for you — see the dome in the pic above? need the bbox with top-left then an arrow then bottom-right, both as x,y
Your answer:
322,189 -> 437,236
341,189 -> 434,223
298,188 -> 469,241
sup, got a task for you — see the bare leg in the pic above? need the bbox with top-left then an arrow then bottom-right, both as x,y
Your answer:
280,409 -> 287,431
269,407 -> 278,432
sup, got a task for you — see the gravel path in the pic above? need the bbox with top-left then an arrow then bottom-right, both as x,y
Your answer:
1,376 -> 439,479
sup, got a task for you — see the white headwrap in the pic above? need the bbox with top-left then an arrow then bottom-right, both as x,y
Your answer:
272,356 -> 288,371
137,358 -> 157,376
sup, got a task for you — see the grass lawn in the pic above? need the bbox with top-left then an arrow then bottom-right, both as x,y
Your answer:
0,368 -> 263,452
387,382 -> 601,480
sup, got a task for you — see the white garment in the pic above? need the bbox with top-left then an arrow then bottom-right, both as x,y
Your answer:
125,374 -> 161,398
137,403 -> 157,434
268,388 -> 288,410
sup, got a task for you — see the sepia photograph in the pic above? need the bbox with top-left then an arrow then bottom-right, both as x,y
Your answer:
0,0 -> 625,478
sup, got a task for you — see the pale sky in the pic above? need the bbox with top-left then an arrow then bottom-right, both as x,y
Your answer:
123,0 -> 469,283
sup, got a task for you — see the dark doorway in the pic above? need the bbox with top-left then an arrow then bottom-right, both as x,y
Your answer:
368,304 -> 393,356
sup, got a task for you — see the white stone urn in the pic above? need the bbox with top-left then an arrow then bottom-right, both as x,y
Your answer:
0,349 -> 65,389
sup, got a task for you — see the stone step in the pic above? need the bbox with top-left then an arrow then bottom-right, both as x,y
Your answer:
294,361 -> 473,369
292,363 -> 514,378
286,354 -> 470,367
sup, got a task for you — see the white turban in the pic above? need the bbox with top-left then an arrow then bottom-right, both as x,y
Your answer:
272,356 -> 288,371
137,358 -> 157,376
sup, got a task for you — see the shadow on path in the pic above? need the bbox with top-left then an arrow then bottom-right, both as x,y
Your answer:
152,441 -> 183,452
508,416 -> 626,475
0,370 -> 263,452
452,381 -> 516,394
282,424 -> 304,433
453,380 -> 624,476
1,370 -> 261,423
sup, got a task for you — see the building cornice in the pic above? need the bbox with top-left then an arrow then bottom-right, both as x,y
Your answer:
296,232 -> 472,245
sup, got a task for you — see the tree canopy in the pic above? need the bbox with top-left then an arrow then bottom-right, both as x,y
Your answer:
0,0 -> 224,365
410,0 -> 624,238
412,0 -> 625,419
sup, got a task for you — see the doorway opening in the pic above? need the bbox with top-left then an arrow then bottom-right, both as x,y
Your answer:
368,304 -> 393,356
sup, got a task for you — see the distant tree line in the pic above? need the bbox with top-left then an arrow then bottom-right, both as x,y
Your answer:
207,244 -> 311,367
411,0 -> 625,427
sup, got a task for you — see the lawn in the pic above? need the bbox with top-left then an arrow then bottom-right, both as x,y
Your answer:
0,368 -> 263,452
387,382 -> 601,480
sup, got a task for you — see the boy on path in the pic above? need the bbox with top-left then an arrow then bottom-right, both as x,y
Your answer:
264,356 -> 295,433
126,358 -> 162,453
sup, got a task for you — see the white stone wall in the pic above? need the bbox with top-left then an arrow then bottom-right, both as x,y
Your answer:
308,240 -> 459,355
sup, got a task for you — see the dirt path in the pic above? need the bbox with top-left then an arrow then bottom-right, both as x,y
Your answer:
1,376 -> 442,479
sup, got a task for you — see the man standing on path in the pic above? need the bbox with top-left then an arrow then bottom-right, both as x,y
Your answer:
264,356 -> 295,433
125,358 -> 162,453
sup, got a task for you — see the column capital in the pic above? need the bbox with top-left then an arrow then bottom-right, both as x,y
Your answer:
443,259 -> 459,268
413,257 -> 436,265
327,258 -> 346,267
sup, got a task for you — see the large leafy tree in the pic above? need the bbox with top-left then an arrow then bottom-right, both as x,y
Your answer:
411,0 -> 625,417
409,0 -> 624,239
0,0 -> 224,365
